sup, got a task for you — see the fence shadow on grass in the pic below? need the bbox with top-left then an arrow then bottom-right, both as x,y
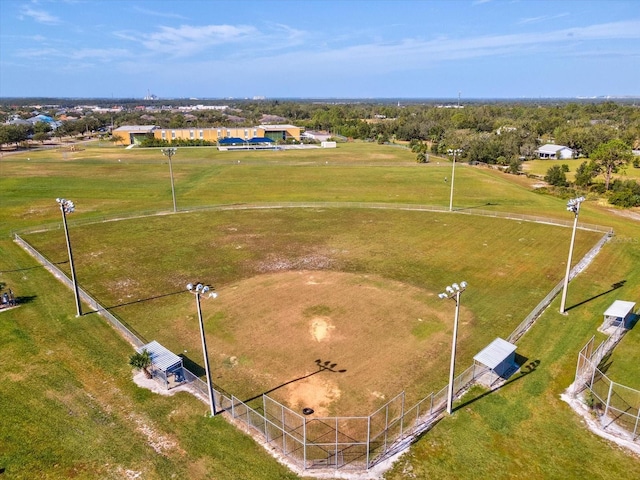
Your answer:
453,356 -> 540,412
180,354 -> 206,377
242,358 -> 347,404
565,280 -> 626,312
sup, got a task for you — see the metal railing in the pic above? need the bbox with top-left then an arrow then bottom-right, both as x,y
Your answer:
573,326 -> 640,442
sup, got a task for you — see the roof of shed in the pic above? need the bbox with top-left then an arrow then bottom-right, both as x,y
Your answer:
113,125 -> 157,133
536,144 -> 571,153
474,337 -> 517,370
604,300 -> 636,318
137,340 -> 182,372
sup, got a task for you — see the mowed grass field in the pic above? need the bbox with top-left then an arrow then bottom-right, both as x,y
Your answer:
22,207 -> 601,416
1,141 -> 640,479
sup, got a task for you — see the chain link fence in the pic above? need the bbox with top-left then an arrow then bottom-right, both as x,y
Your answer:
13,204 -> 615,474
573,327 -> 640,442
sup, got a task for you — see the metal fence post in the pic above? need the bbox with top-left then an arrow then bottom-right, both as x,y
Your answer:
303,417 -> 307,470
604,380 -> 614,418
366,415 -> 371,470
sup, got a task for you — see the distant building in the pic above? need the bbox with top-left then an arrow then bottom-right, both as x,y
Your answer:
535,144 -> 574,159
302,130 -> 332,142
112,125 -> 158,145
112,124 -> 302,146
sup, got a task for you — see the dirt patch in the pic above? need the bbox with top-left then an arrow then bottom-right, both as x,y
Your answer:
284,375 -> 341,416
561,390 -> 640,457
606,208 -> 640,223
207,270 -> 463,415
310,316 -> 334,341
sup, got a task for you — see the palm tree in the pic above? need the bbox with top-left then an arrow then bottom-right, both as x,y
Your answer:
129,349 -> 152,378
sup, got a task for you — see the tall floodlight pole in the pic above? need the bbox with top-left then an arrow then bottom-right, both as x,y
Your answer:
439,280 -> 467,415
161,147 -> 178,213
187,282 -> 218,416
560,196 -> 585,314
56,198 -> 82,317
447,149 -> 462,212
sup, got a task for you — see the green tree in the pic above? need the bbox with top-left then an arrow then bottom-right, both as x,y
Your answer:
544,165 -> 568,187
506,158 -> 522,175
33,121 -> 52,135
574,160 -> 598,187
129,349 -> 152,378
32,132 -> 50,144
110,134 -> 124,145
590,139 -> 634,190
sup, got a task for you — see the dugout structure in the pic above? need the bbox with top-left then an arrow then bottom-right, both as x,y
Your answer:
474,337 -> 518,385
601,300 -> 636,332
137,340 -> 185,389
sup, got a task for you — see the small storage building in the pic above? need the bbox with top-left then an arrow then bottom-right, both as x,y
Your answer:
535,144 -> 574,159
602,300 -> 636,330
474,337 -> 518,384
137,340 -> 184,389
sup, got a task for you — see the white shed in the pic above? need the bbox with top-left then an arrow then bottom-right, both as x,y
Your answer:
474,337 -> 518,380
602,300 -> 636,330
536,144 -> 574,159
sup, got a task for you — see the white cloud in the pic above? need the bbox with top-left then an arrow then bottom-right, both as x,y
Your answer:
20,6 -> 61,25
115,21 -> 308,58
19,46 -> 131,62
132,6 -> 187,20
116,24 -> 257,56
518,13 -> 570,25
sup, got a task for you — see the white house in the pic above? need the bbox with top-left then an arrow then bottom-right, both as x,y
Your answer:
536,144 -> 574,159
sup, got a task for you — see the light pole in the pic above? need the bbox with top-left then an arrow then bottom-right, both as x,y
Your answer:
560,196 -> 585,314
161,147 -> 178,213
447,149 -> 462,212
56,198 -> 82,317
439,280 -> 467,415
187,282 -> 218,416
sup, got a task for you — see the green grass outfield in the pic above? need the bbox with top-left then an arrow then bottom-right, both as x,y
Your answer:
1,141 -> 640,479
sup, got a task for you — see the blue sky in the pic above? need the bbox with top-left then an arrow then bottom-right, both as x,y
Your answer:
1,0 -> 639,99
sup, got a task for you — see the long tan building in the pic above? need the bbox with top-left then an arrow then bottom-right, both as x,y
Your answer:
113,124 -> 301,146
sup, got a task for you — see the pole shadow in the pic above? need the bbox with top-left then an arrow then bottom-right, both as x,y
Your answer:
454,202 -> 498,212
242,358 -> 347,405
453,358 -> 540,412
102,290 -> 185,310
0,260 -> 68,274
565,280 -> 626,312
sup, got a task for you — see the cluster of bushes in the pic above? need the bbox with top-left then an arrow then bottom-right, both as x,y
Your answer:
138,136 -> 216,148
544,163 -> 640,207
608,179 -> 640,207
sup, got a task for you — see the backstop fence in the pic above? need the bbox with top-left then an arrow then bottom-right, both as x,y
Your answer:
13,207 -> 613,473
573,328 -> 640,442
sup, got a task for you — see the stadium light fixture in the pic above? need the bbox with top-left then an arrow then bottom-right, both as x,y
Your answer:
447,148 -> 462,211
439,280 -> 467,415
56,198 -> 81,317
560,196 -> 586,314
187,282 -> 219,416
161,147 -> 178,213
